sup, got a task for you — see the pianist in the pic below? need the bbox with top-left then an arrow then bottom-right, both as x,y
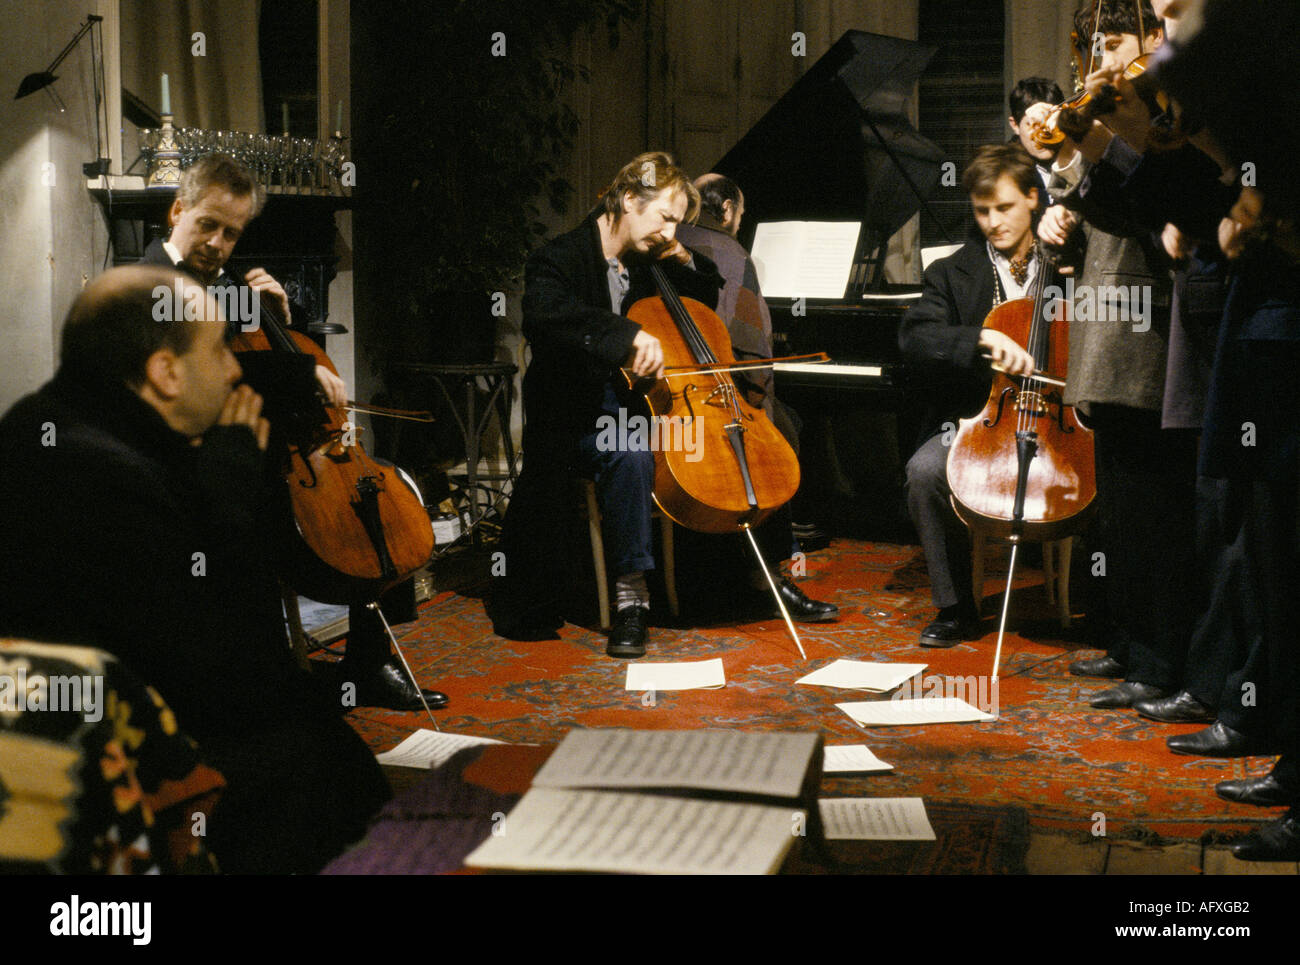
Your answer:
898,144 -> 1040,646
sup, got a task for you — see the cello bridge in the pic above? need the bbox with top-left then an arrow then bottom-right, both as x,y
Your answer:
703,384 -> 736,408
1015,390 -> 1047,417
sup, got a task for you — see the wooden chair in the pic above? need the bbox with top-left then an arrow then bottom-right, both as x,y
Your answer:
969,526 -> 1074,629
579,478 -> 679,629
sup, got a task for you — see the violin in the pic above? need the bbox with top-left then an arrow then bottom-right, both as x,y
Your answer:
945,246 -> 1096,542
1028,54 -> 1155,148
624,262 -> 799,533
230,285 -> 434,603
1029,0 -> 1180,151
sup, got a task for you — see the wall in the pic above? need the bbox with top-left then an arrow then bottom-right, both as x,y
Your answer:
0,2 -> 109,411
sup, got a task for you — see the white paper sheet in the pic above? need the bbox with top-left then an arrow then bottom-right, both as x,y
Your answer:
822,744 -> 893,773
374,729 -> 504,769
464,788 -> 801,874
750,221 -> 863,299
836,696 -> 996,727
624,657 -> 725,692
818,797 -> 935,840
532,728 -> 820,798
795,659 -> 927,692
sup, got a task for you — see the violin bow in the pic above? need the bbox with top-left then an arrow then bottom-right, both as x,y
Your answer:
659,352 -> 831,379
332,401 -> 436,423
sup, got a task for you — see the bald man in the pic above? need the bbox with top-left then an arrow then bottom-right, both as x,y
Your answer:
0,267 -> 390,873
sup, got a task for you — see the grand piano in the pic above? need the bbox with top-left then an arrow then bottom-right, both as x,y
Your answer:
713,30 -> 953,540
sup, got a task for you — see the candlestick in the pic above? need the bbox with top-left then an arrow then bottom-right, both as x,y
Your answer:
147,113 -> 181,188
160,73 -> 170,115
281,102 -> 289,136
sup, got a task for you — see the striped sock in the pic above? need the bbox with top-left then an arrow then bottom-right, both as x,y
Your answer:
615,571 -> 649,611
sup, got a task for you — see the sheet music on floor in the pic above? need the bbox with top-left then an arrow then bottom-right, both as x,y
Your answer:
837,696 -> 996,727
532,728 -> 820,798
823,744 -> 893,773
375,729 -> 505,769
818,798 -> 935,840
464,788 -> 800,874
795,659 -> 926,692
624,657 -> 725,692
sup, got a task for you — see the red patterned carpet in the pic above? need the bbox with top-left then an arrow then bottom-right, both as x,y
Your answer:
333,538 -> 1276,844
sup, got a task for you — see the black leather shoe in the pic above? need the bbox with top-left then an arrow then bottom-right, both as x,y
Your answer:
1230,812 -> 1300,861
1216,774 -> 1299,808
919,604 -> 979,648
1088,681 -> 1168,709
1133,690 -> 1216,724
1069,654 -> 1125,678
767,577 -> 839,623
607,606 -> 649,658
918,618 -> 971,648
351,660 -> 449,711
1166,721 -> 1270,758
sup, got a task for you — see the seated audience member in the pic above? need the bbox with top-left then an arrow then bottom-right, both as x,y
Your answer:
0,266 -> 391,873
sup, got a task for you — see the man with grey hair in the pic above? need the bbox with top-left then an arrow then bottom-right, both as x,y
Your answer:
141,154 -> 447,712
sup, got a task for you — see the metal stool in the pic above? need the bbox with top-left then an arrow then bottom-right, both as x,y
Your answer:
391,361 -> 519,546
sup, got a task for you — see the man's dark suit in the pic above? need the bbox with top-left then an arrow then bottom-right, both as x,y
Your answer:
897,238 -> 997,612
0,369 -> 390,873
489,212 -> 722,638
139,237 -> 418,673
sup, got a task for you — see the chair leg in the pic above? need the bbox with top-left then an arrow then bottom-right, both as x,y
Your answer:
1056,536 -> 1073,629
583,480 -> 610,629
1043,539 -> 1058,607
971,528 -> 986,608
281,581 -> 310,671
660,515 -> 679,618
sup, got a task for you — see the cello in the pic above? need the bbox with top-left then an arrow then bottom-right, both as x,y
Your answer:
624,260 -> 810,656
230,287 -> 435,605
944,245 -> 1096,676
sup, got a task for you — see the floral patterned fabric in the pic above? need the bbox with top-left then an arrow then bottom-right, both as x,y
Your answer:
0,640 -> 224,874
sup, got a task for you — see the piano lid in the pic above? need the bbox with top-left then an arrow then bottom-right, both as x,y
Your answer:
713,30 -> 947,250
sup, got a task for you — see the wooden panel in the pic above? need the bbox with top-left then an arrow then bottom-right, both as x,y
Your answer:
736,2 -> 797,134
662,0 -> 737,166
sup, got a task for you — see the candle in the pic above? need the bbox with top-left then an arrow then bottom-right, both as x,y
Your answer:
282,102 -> 289,135
336,99 -> 343,133
160,73 -> 170,115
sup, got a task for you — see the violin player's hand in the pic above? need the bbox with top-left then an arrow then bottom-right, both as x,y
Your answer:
216,384 -> 271,451
1161,222 -> 1192,262
314,365 -> 347,408
1095,74 -> 1152,152
1218,186 -> 1264,261
979,329 -> 1036,378
1038,204 -> 1080,248
629,330 -> 665,380
244,267 -> 291,323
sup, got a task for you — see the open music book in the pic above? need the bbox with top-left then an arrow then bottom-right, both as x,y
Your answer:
464,728 -> 824,874
750,221 -> 862,299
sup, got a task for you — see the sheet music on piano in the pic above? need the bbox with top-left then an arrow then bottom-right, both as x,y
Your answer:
750,221 -> 862,300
